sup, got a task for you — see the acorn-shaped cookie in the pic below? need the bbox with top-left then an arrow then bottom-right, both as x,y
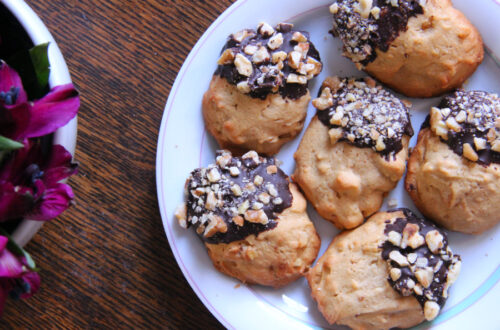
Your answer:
307,208 -> 461,329
406,90 -> 500,234
176,150 -> 320,287
203,23 -> 322,155
293,76 -> 413,229
329,0 -> 484,98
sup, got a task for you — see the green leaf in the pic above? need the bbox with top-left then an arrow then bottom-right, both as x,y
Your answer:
0,228 -> 38,271
5,42 -> 51,99
29,42 -> 50,91
0,135 -> 24,151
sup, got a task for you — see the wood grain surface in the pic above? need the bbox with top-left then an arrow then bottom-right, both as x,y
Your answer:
0,0 -> 235,328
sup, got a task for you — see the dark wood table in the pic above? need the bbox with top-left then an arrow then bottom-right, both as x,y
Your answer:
1,1 -> 235,328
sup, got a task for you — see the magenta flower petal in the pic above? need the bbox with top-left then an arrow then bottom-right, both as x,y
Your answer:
26,183 -> 74,221
0,103 -> 31,140
19,271 -> 40,299
0,237 -> 7,252
0,249 -> 24,278
42,145 -> 78,184
0,182 -> 35,222
0,61 -> 27,105
24,84 -> 79,138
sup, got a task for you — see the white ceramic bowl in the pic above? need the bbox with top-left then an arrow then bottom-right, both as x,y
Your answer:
1,0 -> 77,247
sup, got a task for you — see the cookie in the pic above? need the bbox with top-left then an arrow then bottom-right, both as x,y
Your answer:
203,22 -> 322,155
330,0 -> 484,98
293,77 -> 412,229
406,90 -> 500,234
176,150 -> 320,287
307,208 -> 461,329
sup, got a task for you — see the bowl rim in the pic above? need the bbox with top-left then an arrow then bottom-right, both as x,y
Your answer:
1,0 -> 78,247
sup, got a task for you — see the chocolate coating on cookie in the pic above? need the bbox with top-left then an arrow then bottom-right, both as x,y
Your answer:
330,0 -> 424,66
429,90 -> 500,165
381,208 -> 461,321
314,76 -> 413,156
181,150 -> 292,244
215,22 -> 322,100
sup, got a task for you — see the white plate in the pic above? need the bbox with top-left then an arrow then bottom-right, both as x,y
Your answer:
156,1 -> 500,329
1,0 -> 77,247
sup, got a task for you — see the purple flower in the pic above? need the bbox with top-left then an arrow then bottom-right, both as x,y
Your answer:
0,235 -> 40,315
0,61 -> 79,141
0,140 -> 77,222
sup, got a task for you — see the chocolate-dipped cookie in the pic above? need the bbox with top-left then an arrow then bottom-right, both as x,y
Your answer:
176,150 -> 320,287
293,76 -> 413,229
406,90 -> 500,234
329,0 -> 483,98
307,208 -> 461,329
202,23 -> 322,155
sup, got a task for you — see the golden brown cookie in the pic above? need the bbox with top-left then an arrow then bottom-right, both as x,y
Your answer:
176,150 -> 320,287
202,22 -> 322,155
307,209 -> 461,329
330,0 -> 484,98
293,77 -> 412,229
406,90 -> 500,234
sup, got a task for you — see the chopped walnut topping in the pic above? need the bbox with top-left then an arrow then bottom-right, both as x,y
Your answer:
425,230 -> 444,254
474,137 -> 487,150
370,6 -> 381,19
175,204 -> 187,228
257,22 -> 275,37
401,223 -> 425,249
389,250 -> 409,267
390,268 -> 402,281
236,81 -> 251,93
181,150 -> 292,244
216,22 -> 322,100
217,49 -> 235,65
315,77 -> 413,155
415,268 -> 434,288
424,301 -> 440,321
266,165 -> 278,175
330,3 -> 339,14
231,184 -> 242,196
382,209 -> 461,321
204,215 -> 228,237
287,73 -> 307,85
229,166 -> 240,176
387,231 -> 402,246
407,253 -> 417,264
207,167 -> 221,182
205,191 -> 218,211
216,152 -> 232,167
234,54 -> 253,76
233,215 -> 244,226
232,29 -> 254,43
312,87 -> 334,110
267,33 -> 284,50
330,0 -> 424,66
242,150 -> 260,163
430,90 -> 500,164
244,209 -> 269,224
463,143 -> 479,162
258,192 -> 271,204
243,44 -> 258,55
252,46 -> 270,64
355,0 -> 373,19
328,128 -> 343,144
492,140 -> 500,153
288,51 -> 303,69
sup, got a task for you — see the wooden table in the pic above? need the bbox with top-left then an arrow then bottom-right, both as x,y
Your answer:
1,1 -> 235,328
